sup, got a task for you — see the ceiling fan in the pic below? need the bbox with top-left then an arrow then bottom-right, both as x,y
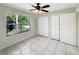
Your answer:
29,3 -> 50,13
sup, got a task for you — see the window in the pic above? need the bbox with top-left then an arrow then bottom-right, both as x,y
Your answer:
6,13 -> 30,36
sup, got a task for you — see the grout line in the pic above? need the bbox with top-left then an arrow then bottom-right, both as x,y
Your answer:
41,38 -> 52,54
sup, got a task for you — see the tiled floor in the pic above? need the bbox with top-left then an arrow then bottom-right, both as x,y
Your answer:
1,35 -> 79,55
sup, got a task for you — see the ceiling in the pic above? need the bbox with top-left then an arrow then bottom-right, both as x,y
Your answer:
2,3 -> 79,14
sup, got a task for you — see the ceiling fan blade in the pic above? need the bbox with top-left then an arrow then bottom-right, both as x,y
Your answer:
42,5 -> 50,8
29,9 -> 36,11
32,5 -> 36,8
41,10 -> 48,12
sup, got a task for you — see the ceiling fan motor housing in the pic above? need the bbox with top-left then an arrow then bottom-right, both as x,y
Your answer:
36,6 -> 41,11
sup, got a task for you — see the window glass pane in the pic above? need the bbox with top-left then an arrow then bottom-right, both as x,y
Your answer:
18,15 -> 30,32
6,13 -> 16,36
6,13 -> 30,36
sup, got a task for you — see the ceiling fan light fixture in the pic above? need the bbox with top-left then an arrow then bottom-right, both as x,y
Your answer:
38,10 -> 42,14
35,10 -> 42,14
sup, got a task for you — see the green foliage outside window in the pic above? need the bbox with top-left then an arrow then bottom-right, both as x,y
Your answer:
18,15 -> 30,32
6,13 -> 16,21
18,15 -> 30,25
6,13 -> 30,36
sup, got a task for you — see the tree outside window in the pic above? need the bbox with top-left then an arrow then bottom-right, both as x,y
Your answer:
6,13 -> 30,36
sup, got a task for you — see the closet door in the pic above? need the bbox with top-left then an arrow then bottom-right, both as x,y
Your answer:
37,16 -> 48,37
50,15 -> 60,40
60,13 -> 76,46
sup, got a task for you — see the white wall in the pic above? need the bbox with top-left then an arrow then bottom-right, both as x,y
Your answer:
60,13 -> 76,46
37,16 -> 48,37
0,5 -> 37,49
38,8 -> 79,46
49,15 -> 60,40
77,13 -> 79,47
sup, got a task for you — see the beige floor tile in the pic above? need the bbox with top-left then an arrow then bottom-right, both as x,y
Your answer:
1,35 -> 79,55
20,46 -> 33,55
6,50 -> 20,55
45,45 -> 56,53
49,40 -> 59,47
0,49 -> 6,55
30,44 -> 45,54
56,42 -> 66,54
42,50 -> 54,55
66,45 -> 79,55
54,49 -> 65,55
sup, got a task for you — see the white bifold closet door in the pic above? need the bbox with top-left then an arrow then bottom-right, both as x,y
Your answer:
37,16 -> 48,37
60,13 -> 76,46
50,15 -> 60,40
